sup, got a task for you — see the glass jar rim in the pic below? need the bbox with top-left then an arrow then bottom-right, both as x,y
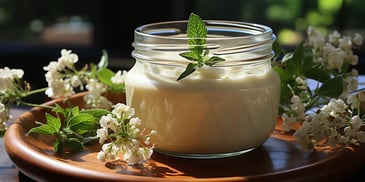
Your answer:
132,20 -> 275,66
134,20 -> 273,42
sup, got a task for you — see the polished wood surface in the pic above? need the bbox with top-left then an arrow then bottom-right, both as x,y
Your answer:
2,92 -> 365,181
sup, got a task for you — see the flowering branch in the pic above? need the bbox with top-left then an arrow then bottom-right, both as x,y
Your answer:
0,49 -> 155,165
273,26 -> 365,151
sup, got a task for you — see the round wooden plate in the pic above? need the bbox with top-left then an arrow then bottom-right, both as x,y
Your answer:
4,92 -> 365,181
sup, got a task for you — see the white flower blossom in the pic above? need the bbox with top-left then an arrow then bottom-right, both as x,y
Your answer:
353,33 -> 363,46
112,103 -> 135,119
111,70 -> 127,85
281,113 -> 297,131
295,76 -> 308,90
45,79 -> 73,98
83,79 -> 112,109
123,147 -> 153,165
58,49 -> 78,69
328,30 -> 340,43
0,67 -> 24,91
0,103 -> 9,130
320,99 -> 347,117
96,103 -> 156,165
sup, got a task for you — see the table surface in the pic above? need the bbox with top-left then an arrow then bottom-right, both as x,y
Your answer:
2,76 -> 365,181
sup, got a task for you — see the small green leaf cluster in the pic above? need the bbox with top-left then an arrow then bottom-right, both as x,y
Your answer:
90,50 -> 125,93
27,104 -> 109,153
273,41 -> 344,113
177,13 -> 225,81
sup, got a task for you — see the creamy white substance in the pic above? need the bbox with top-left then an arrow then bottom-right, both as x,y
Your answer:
125,61 -> 280,154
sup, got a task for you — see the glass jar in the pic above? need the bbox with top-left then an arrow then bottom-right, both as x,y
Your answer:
125,20 -> 280,159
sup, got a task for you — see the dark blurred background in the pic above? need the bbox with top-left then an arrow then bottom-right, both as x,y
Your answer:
0,0 -> 364,101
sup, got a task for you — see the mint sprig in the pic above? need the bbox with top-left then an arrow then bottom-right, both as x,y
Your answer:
177,13 -> 225,81
27,104 -> 109,153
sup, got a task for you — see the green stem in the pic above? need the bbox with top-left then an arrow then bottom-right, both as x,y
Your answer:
20,101 -> 54,110
25,87 -> 48,96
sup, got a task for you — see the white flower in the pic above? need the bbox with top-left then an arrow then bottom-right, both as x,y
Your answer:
83,79 -> 112,109
129,117 -> 141,126
123,147 -> 153,165
45,79 -> 73,98
70,75 -> 82,87
347,94 -> 359,109
295,76 -> 307,90
281,113 -> 297,131
351,55 -> 359,65
85,79 -> 107,96
353,33 -> 363,46
111,70 -> 127,84
356,131 -> 365,143
0,103 -> 9,129
290,95 -> 306,119
58,49 -> 78,69
96,127 -> 109,144
293,121 -> 313,151
329,30 -> 340,43
112,103 -> 135,119
338,36 -> 352,51
0,67 -> 24,91
99,114 -> 119,132
97,143 -> 120,161
43,61 -> 60,72
307,26 -> 325,48
320,99 -> 347,117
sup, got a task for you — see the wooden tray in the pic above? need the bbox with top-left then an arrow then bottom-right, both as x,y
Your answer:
4,92 -> 365,181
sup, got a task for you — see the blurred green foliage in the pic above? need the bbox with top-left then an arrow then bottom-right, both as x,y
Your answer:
196,0 -> 365,45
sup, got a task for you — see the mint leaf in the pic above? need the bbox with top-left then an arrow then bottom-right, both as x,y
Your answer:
27,124 -> 56,135
187,13 -> 207,46
205,56 -> 226,66
177,63 -> 198,81
177,13 -> 225,81
54,138 -> 62,153
179,51 -> 201,62
65,138 -> 84,152
27,113 -> 61,136
80,109 -> 110,119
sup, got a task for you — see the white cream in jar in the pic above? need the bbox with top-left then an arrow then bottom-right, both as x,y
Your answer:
126,20 -> 280,158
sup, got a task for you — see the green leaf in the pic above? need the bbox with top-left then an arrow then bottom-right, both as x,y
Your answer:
27,124 -> 56,135
52,104 -> 67,117
66,113 -> 95,133
302,47 -> 314,70
54,138 -> 62,153
179,51 -> 201,62
177,13 -> 226,81
45,113 -> 61,133
274,67 -> 295,104
285,41 -> 304,76
187,13 -> 207,46
304,67 -> 331,82
205,56 -> 226,66
98,50 -> 109,69
291,41 -> 304,66
177,63 -> 198,81
96,67 -> 115,86
273,67 -> 292,83
317,77 -> 343,97
64,138 -> 84,152
80,109 -> 110,119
